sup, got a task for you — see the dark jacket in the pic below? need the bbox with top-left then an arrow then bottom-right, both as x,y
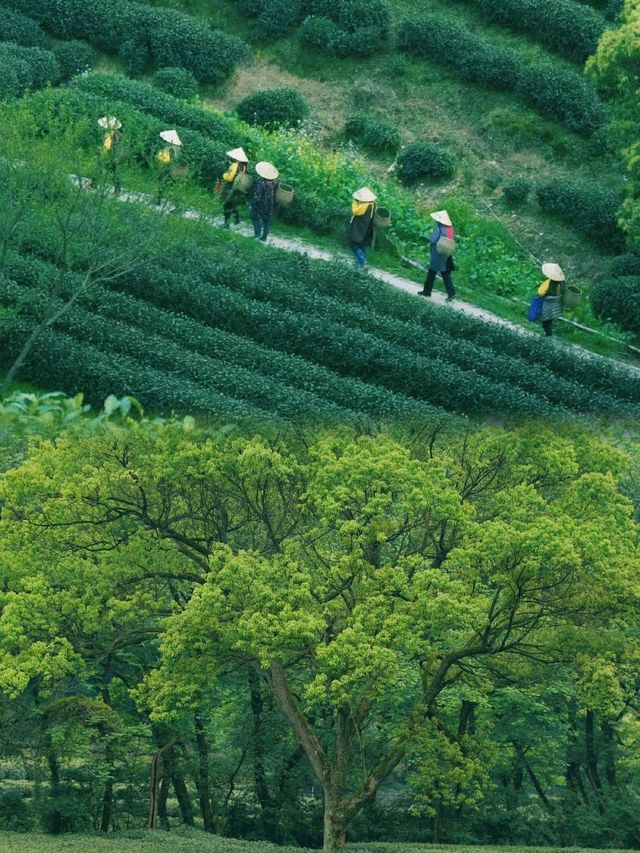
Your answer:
428,222 -> 455,273
251,177 -> 278,219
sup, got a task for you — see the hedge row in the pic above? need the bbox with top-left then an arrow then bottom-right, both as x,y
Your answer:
175,250 -> 631,416
3,254 -> 446,422
235,0 -> 393,55
398,15 -> 607,135
236,88 -> 309,130
591,276 -> 640,335
464,0 -> 605,62
0,313 -> 264,420
3,0 -> 248,82
299,0 -> 393,57
0,42 -> 60,97
535,178 -> 625,250
221,242 -> 640,405
0,280 -> 355,420
0,5 -> 46,46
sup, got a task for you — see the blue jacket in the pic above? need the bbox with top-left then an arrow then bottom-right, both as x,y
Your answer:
428,223 -> 453,273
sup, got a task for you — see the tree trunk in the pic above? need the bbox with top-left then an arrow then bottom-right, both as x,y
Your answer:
248,668 -> 277,841
323,797 -> 347,853
47,746 -> 63,835
171,770 -> 194,826
99,687 -> 114,833
158,773 -> 170,830
602,720 -> 616,787
194,713 -> 213,832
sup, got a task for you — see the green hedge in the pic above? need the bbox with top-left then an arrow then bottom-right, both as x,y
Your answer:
0,5 -> 46,46
398,15 -> 607,135
51,40 -> 96,81
299,0 -> 393,56
0,43 -> 60,97
535,178 -> 625,250
236,88 -> 309,130
3,0 -> 249,82
396,142 -> 455,182
344,114 -> 400,155
502,178 -> 531,205
0,314 -> 264,420
2,258 -> 442,421
465,0 -> 605,62
151,67 -> 198,100
591,276 -> 640,334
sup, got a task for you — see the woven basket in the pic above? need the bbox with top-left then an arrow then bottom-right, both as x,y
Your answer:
276,183 -> 294,205
374,207 -> 392,228
562,285 -> 582,309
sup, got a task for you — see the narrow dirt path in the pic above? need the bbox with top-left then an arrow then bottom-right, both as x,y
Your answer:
113,186 -> 640,377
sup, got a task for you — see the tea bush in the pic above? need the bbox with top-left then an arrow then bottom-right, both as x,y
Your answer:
151,66 -> 198,100
344,114 -> 400,155
52,40 -> 96,81
591,276 -> 640,334
536,178 -> 624,249
396,142 -> 455,182
256,0 -> 308,39
0,43 -> 60,97
503,178 -> 531,205
398,14 -> 607,135
2,0 -> 249,82
236,88 -> 309,129
467,0 -> 605,62
299,0 -> 393,56
0,6 -> 46,46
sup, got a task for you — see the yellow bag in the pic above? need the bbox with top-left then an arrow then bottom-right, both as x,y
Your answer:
157,149 -> 171,165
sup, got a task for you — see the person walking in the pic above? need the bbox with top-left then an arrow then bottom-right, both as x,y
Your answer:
418,210 -> 456,302
156,129 -> 182,204
350,187 -> 377,267
250,161 -> 279,242
219,147 -> 249,227
538,262 -> 565,337
98,116 -> 123,192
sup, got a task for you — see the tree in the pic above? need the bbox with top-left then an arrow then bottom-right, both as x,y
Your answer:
587,0 -> 640,247
2,418 -> 636,850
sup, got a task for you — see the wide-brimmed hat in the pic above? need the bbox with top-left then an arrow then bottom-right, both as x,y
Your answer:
541,262 -> 565,281
352,187 -> 377,203
227,147 -> 248,163
430,210 -> 452,226
256,161 -> 279,180
160,130 -> 182,146
98,116 -> 122,130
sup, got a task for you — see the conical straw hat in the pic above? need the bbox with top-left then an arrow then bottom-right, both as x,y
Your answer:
256,161 -> 279,180
98,116 -> 122,130
541,262 -> 565,281
227,147 -> 248,163
352,187 -> 377,202
160,130 -> 181,146
430,210 -> 452,226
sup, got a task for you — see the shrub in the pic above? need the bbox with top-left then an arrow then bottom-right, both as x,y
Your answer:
503,178 -> 531,205
255,0 -> 307,39
0,6 -> 46,46
396,141 -> 455,182
151,66 -> 198,100
2,0 -> 249,82
536,178 -> 624,249
591,276 -> 640,334
612,252 -> 640,278
0,43 -> 60,96
398,14 -> 607,135
299,0 -> 392,56
469,0 -> 605,62
119,36 -> 150,76
344,113 -> 400,154
52,40 -> 96,81
236,87 -> 309,129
